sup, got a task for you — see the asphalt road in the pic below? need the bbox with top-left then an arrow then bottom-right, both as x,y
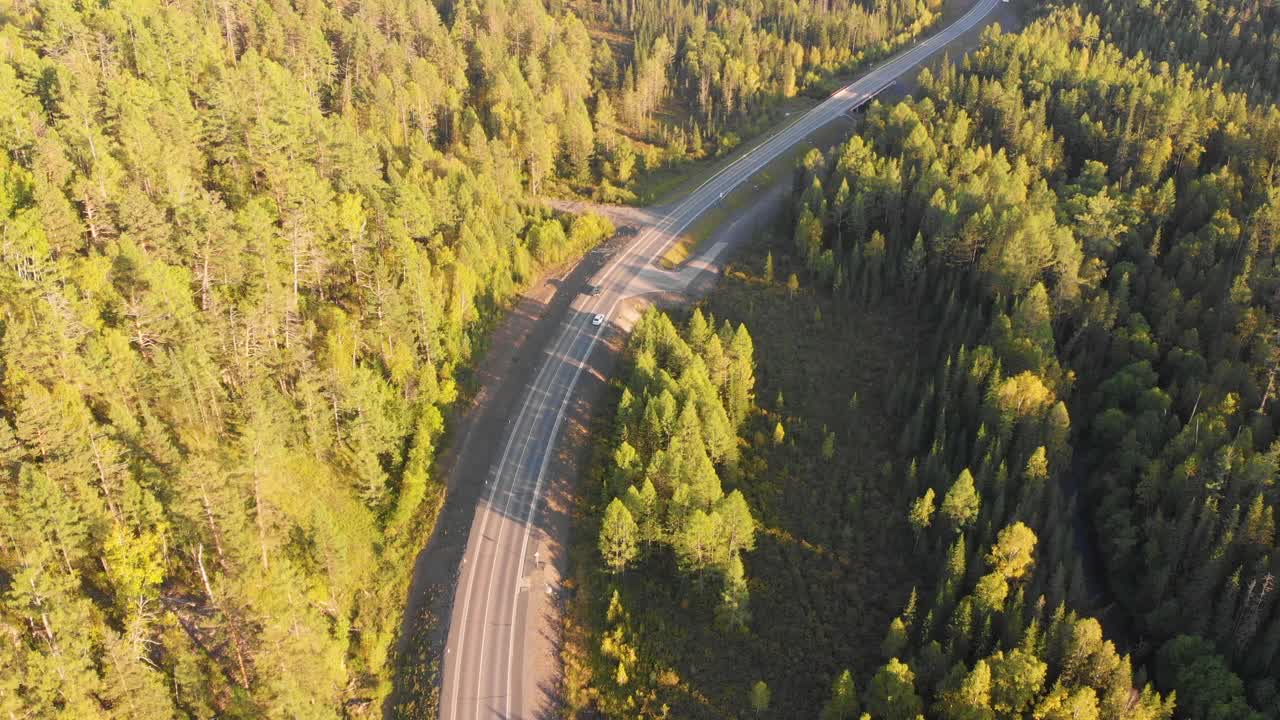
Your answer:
439,0 -> 1002,717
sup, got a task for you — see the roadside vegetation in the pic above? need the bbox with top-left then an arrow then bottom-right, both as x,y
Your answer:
566,3 -> 1280,719
563,251 -> 933,716
0,2 -> 619,717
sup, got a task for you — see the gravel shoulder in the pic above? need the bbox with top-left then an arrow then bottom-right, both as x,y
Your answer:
387,225 -> 639,717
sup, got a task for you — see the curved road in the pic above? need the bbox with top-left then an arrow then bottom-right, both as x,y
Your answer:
440,0 -> 1002,717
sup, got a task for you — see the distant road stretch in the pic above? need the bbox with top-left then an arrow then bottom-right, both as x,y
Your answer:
440,0 -> 1003,717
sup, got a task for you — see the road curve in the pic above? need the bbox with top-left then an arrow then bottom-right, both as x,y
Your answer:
439,0 -> 1002,717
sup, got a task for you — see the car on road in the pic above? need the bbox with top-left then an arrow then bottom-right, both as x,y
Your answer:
591,313 -> 605,326
587,284 -> 601,296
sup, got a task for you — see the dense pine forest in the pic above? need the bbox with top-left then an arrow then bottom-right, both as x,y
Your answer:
1070,0 -> 1280,106
0,0 -> 939,715
567,2 -> 1280,719
799,6 -> 1280,714
6,0 -> 1280,716
0,0 -> 616,716
567,0 -> 942,199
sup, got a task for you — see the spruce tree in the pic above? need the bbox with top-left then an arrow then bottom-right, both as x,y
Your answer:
599,499 -> 640,573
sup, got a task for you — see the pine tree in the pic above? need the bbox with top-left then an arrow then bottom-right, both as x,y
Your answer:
623,479 -> 659,543
727,324 -> 757,427
599,499 -> 640,573
909,488 -> 937,546
945,536 -> 968,590
935,659 -> 994,720
717,554 -> 751,631
822,669 -> 860,720
865,658 -> 925,720
687,308 -> 711,352
883,617 -> 910,660
673,509 -> 725,574
749,680 -> 771,715
941,469 -> 982,532
1241,493 -> 1275,552
716,490 -> 756,556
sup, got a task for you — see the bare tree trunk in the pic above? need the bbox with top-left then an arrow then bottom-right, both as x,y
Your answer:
195,544 -> 251,688
33,584 -> 68,686
251,443 -> 269,573
84,194 -> 101,246
88,434 -> 121,521
220,0 -> 238,62
1259,367 -> 1276,414
200,249 -> 212,312
197,487 -> 225,569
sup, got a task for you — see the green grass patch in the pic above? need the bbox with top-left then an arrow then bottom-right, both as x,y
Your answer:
627,96 -> 820,208
656,117 -> 857,270
655,190 -> 746,270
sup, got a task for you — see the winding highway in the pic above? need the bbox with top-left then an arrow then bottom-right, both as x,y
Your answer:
439,0 -> 1002,716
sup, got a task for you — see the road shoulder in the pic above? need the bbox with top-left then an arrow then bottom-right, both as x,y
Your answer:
387,226 -> 637,718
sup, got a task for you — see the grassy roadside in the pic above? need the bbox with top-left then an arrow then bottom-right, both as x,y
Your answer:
626,95 -> 824,207
656,118 -> 854,269
561,219 -> 938,717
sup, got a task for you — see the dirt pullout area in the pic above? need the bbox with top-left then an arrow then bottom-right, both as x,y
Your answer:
387,223 -> 639,717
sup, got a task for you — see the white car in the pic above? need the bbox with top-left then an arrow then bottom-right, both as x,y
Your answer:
591,314 -> 605,326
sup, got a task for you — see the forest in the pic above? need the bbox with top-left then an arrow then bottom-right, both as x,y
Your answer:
567,1 -> 1280,719
1070,0 -> 1280,106
6,0 -> 1280,716
566,0 -> 941,200
0,0 -> 937,715
800,6 -> 1280,714
0,0 -> 621,716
